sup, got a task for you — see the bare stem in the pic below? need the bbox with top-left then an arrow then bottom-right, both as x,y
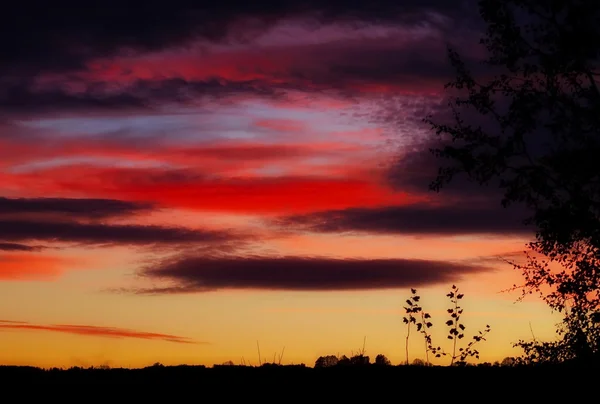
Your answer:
451,298 -> 459,366
405,323 -> 411,365
421,311 -> 430,365
256,341 -> 262,366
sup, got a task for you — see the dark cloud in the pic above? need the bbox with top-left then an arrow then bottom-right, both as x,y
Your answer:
134,254 -> 494,293
2,1 -> 476,74
0,1 -> 483,114
382,134 -> 536,236
0,196 -> 153,219
0,219 -> 243,247
0,78 -> 282,115
320,39 -> 487,89
0,242 -> 42,252
385,124 -> 516,202
0,43 -> 475,114
388,146 -> 502,202
0,196 -> 243,251
276,204 -> 533,236
0,80 -> 146,113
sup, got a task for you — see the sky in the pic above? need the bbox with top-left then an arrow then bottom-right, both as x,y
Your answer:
0,0 -> 560,368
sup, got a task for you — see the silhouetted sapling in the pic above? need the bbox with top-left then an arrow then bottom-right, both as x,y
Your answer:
403,285 -> 491,366
403,288 -> 433,365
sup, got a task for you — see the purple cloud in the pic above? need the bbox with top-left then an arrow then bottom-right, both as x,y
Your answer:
134,254 -> 494,293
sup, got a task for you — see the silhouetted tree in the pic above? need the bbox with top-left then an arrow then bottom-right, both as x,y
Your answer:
426,0 -> 600,363
337,355 -> 351,366
500,356 -> 516,367
411,358 -> 426,366
314,355 -> 339,368
374,354 -> 392,366
350,354 -> 370,366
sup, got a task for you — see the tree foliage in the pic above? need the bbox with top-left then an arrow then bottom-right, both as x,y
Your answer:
425,0 -> 600,363
314,355 -> 339,368
375,354 -> 392,366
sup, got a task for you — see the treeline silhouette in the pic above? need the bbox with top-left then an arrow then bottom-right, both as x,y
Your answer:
0,360 -> 592,400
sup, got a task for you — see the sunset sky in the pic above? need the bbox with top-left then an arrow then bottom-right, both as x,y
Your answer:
0,0 -> 559,368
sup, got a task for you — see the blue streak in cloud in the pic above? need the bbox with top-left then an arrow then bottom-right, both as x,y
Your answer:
15,99 -> 385,150
9,157 -> 170,173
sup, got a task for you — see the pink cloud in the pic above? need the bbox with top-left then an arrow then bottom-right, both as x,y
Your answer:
0,320 -> 203,344
0,253 -> 76,281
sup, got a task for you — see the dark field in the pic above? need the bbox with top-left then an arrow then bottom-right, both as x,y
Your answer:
1,363 -> 593,400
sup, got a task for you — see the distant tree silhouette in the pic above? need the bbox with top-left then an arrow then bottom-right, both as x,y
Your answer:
315,352 -> 376,368
374,354 -> 391,366
501,357 -> 516,367
347,337 -> 370,366
411,358 -> 426,366
337,355 -> 351,366
425,0 -> 600,363
350,354 -> 370,366
314,355 -> 339,368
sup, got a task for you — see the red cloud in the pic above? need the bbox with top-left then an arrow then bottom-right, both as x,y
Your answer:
0,320 -> 202,344
0,137 -> 364,175
0,253 -> 74,281
254,119 -> 308,132
43,29 -> 452,99
4,165 -> 418,214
